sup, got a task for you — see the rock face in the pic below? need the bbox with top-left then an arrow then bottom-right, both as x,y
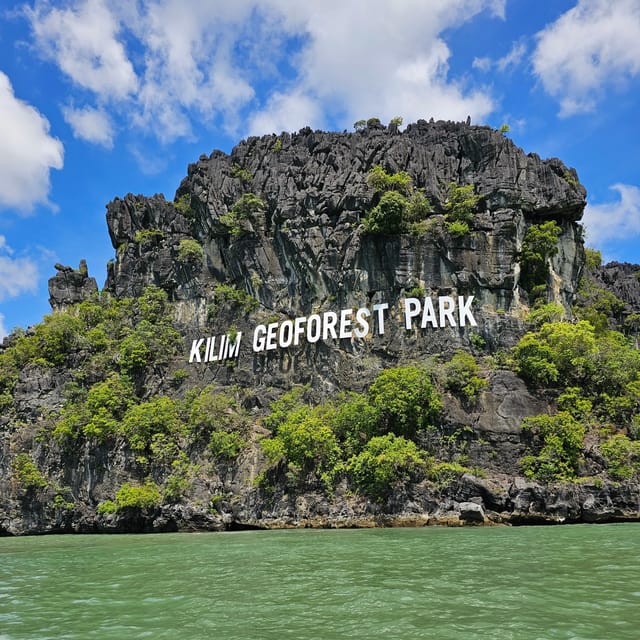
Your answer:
4,120 -> 637,536
592,261 -> 640,313
105,121 -> 585,392
48,260 -> 98,311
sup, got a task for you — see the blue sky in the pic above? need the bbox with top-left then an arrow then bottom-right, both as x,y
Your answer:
0,0 -> 639,338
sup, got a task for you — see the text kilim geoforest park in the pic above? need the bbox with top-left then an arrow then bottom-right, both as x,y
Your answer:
188,295 -> 477,364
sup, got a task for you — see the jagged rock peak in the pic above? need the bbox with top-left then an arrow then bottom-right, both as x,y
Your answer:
48,260 -> 98,312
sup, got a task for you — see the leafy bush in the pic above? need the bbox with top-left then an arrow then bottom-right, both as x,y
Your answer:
428,461 -> 472,486
114,481 -> 162,510
220,193 -> 266,236
331,392 -> 380,457
364,191 -> 408,234
212,284 -> 258,314
514,321 -> 597,388
368,365 -> 441,438
445,220 -> 469,237
134,229 -> 164,244
97,500 -> 118,515
263,386 -> 309,431
520,412 -> 586,482
366,165 -> 413,195
527,302 -> 565,327
444,352 -> 488,402
12,453 -> 48,492
261,404 -> 341,474
231,164 -> 253,183
519,221 -> 562,296
174,193 -> 192,215
121,396 -> 185,454
347,433 -> 424,501
445,183 -> 479,225
601,434 -> 640,480
177,239 -> 203,265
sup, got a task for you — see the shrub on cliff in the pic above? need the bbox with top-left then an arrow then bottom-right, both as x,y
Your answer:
220,193 -> 266,235
347,433 -> 425,501
364,191 -> 408,234
363,166 -> 434,234
519,220 -> 562,298
600,434 -> 640,480
261,404 -> 341,475
368,365 -> 441,438
520,412 -> 586,482
443,352 -> 488,402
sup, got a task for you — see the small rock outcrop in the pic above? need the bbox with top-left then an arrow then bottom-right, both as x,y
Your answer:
48,260 -> 98,311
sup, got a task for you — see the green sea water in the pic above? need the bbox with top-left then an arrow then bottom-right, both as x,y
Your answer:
1,523 -> 639,639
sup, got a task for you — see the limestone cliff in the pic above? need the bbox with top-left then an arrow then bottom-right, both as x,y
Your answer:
2,120 -> 639,536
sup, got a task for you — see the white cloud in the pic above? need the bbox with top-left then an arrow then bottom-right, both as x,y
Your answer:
63,105 -> 114,147
533,0 -> 640,116
26,0 -> 504,144
27,0 -> 137,98
0,235 -> 39,301
0,71 -> 64,212
495,41 -> 526,73
0,314 -> 6,341
472,56 -> 492,72
247,0 -> 502,133
248,90 -> 325,137
583,184 -> 640,245
472,41 -> 526,74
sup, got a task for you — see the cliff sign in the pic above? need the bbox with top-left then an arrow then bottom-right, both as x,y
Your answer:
188,295 -> 477,364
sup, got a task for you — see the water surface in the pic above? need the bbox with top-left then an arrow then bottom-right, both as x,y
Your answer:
1,524 -> 639,639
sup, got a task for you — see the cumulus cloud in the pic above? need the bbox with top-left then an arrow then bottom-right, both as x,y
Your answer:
532,0 -> 640,116
0,235 -> 39,301
250,0 -> 502,133
26,0 -> 504,144
27,0 -> 137,98
0,71 -> 63,212
583,184 -> 640,245
63,105 -> 114,147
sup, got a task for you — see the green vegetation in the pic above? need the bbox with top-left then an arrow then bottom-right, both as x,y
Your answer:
363,166 -> 433,234
174,193 -> 192,215
600,434 -> 640,480
444,183 -> 480,236
347,434 -> 424,501
211,283 -> 258,315
389,116 -> 403,127
513,312 -> 640,481
368,365 -> 441,438
177,238 -> 203,265
134,229 -> 164,244
12,454 -> 48,492
353,119 -> 366,132
231,163 -> 253,183
499,123 -> 510,134
99,481 -> 163,512
260,365 -> 451,497
220,193 -> 266,236
443,352 -> 488,402
520,412 -> 585,482
365,191 -> 408,234
519,220 -> 562,299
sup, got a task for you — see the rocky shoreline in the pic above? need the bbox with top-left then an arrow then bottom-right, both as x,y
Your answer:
3,473 -> 638,536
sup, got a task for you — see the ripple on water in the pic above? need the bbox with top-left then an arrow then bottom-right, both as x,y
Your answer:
0,524 -> 639,639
